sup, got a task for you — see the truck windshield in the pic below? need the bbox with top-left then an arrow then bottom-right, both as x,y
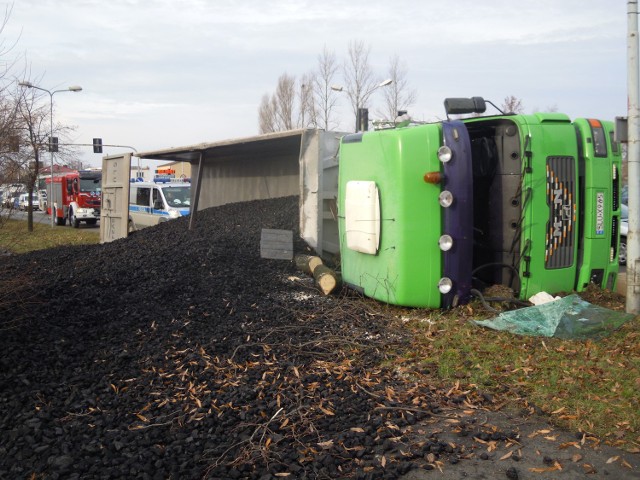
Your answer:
80,178 -> 101,194
163,187 -> 191,208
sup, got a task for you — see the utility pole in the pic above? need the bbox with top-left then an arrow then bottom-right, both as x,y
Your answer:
627,0 -> 640,313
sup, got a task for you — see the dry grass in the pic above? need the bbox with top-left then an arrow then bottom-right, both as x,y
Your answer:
0,217 -> 100,254
393,285 -> 640,452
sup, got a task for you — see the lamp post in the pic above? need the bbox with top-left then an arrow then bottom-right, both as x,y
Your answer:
332,79 -> 393,131
18,81 -> 82,227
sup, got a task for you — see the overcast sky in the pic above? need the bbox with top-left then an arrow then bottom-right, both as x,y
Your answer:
2,0 -> 628,168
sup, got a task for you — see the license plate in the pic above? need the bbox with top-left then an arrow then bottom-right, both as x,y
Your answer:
595,192 -> 605,235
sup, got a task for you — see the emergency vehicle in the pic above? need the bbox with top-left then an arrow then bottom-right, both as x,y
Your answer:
128,178 -> 191,231
46,169 -> 101,227
337,97 -> 621,308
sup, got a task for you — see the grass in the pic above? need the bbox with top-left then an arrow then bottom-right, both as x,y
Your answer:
395,290 -> 640,452
0,217 -> 100,254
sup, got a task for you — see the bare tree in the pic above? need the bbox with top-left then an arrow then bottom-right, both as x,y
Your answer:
258,93 -> 277,134
501,95 -> 525,114
313,46 -> 340,130
298,72 -> 316,129
381,54 -> 417,121
259,72 -> 321,133
15,85 -> 49,231
342,40 -> 379,119
258,73 -> 298,133
274,73 -> 296,130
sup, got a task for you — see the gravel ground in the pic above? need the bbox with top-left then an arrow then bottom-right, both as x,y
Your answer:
0,196 -> 638,480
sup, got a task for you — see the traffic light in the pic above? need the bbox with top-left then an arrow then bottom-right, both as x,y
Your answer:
93,138 -> 102,153
49,137 -> 58,152
356,108 -> 369,132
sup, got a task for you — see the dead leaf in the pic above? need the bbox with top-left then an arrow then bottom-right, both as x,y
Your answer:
275,473 -> 291,477
319,406 -> 335,416
381,455 -> 386,467
135,414 -> 149,423
350,427 -> 365,433
499,451 -> 513,460
606,456 -> 619,464
317,440 -> 334,449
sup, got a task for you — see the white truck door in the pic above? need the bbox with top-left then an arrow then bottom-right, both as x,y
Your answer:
100,153 -> 132,243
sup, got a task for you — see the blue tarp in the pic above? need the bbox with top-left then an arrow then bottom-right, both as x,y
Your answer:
473,294 -> 635,340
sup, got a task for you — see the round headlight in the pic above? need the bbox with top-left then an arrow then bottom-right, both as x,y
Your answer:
439,190 -> 453,208
438,277 -> 453,294
438,146 -> 453,163
439,234 -> 453,251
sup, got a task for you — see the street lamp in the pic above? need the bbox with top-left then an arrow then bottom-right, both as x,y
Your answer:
331,79 -> 393,131
18,81 -> 83,227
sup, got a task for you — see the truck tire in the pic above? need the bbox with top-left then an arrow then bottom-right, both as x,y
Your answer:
54,208 -> 66,226
69,208 -> 80,228
86,219 -> 97,226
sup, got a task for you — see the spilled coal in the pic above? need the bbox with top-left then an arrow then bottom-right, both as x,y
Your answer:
0,196 -> 520,480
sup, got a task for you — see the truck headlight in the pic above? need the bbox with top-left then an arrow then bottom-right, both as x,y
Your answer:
439,234 -> 453,251
439,191 -> 453,208
438,146 -> 453,163
438,277 -> 453,294
168,209 -> 180,219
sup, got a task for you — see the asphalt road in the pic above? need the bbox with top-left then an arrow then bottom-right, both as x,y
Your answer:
2,208 -> 100,230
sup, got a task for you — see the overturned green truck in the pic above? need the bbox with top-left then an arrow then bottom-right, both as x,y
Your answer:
337,97 -> 622,308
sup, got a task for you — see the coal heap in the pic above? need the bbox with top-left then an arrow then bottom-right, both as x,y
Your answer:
0,196 -> 479,479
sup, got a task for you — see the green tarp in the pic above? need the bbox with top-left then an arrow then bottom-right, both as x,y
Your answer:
473,294 -> 635,340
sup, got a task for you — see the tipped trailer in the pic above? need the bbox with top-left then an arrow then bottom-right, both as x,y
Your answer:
337,97 -> 622,308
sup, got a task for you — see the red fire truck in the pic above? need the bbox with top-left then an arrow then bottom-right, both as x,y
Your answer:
46,169 -> 101,227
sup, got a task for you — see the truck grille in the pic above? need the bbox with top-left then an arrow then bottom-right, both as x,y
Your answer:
545,156 -> 576,269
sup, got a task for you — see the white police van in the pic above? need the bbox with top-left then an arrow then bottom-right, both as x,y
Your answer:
128,178 -> 191,231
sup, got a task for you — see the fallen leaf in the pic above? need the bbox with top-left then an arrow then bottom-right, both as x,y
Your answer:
606,456 -> 620,464
499,451 -> 513,460
317,440 -> 334,449
319,406 -> 335,416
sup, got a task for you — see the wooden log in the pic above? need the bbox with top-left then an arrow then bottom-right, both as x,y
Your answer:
313,264 -> 341,295
294,254 -> 323,275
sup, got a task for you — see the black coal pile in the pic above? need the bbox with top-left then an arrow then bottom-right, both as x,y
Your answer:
0,196 -> 482,480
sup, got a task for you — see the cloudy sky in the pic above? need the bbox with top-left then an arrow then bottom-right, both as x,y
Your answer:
2,0 -> 628,168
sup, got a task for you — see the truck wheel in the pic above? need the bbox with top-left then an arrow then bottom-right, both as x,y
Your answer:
69,209 -> 80,228
86,219 -> 97,226
54,208 -> 66,226
619,237 -> 627,266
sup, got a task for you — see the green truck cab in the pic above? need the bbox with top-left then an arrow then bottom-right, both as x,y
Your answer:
337,97 -> 621,308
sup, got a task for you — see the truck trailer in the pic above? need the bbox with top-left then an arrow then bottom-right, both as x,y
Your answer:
337,97 -> 621,308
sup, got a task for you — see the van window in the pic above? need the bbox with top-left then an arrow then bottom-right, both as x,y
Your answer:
162,187 -> 191,207
152,188 -> 163,207
136,187 -> 150,206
